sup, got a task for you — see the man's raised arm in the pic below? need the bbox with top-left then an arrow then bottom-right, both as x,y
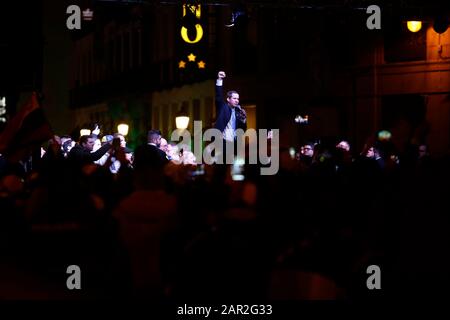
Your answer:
215,70 -> 226,113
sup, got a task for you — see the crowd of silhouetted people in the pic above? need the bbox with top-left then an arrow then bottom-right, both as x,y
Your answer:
1,129 -> 449,301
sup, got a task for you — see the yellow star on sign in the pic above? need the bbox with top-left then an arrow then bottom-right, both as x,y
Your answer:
178,60 -> 186,68
187,53 -> 196,62
198,60 -> 206,69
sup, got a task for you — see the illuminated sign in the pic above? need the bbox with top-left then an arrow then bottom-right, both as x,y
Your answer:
178,4 -> 206,72
180,4 -> 203,44
178,53 -> 205,69
181,24 -> 203,44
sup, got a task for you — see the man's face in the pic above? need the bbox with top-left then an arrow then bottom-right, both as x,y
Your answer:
82,138 -> 96,151
418,145 -> 427,158
301,145 -> 314,157
366,147 -> 375,158
152,135 -> 162,147
227,93 -> 240,108
160,139 -> 168,153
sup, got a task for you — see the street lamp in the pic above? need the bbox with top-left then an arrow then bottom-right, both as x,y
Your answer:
407,20 -> 422,32
176,107 -> 190,130
378,130 -> 392,141
117,123 -> 129,136
80,129 -> 91,136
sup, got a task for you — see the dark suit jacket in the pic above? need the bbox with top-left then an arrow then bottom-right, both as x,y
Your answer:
214,85 -> 247,134
68,143 -> 110,167
133,143 -> 169,170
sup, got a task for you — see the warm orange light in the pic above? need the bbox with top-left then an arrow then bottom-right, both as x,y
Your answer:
407,21 -> 422,32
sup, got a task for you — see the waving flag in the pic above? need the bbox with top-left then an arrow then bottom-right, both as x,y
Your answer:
0,92 -> 53,163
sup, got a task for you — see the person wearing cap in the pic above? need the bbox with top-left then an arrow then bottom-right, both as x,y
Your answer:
101,135 -> 114,145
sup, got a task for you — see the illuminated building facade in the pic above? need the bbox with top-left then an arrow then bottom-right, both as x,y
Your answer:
66,2 -> 450,153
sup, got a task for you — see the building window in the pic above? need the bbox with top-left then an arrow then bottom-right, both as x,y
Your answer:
108,40 -> 114,76
81,55 -> 86,85
132,29 -> 140,68
116,35 -> 123,72
138,29 -> 142,67
171,102 -> 179,132
181,100 -> 190,131
162,104 -> 169,137
124,32 -> 130,70
204,96 -> 213,128
193,99 -> 201,122
152,105 -> 160,130
88,52 -> 93,84
208,6 -> 216,50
